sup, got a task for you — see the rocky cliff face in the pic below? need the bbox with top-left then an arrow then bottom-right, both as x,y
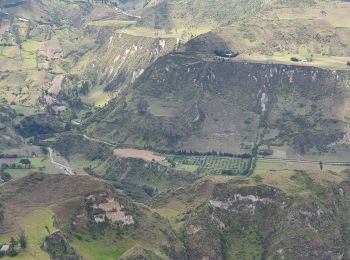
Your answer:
184,174 -> 350,259
89,53 -> 350,153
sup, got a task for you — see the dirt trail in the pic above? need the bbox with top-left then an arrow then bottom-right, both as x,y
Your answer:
48,147 -> 74,175
115,7 -> 141,19
82,135 -> 115,146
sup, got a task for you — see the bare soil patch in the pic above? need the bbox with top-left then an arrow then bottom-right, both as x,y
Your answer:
0,158 -> 16,164
48,75 -> 64,95
114,148 -> 165,162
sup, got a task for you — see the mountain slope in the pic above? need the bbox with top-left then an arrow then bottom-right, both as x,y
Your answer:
0,172 -> 185,259
0,0 -> 177,109
86,52 -> 350,155
184,0 -> 350,58
149,170 -> 350,259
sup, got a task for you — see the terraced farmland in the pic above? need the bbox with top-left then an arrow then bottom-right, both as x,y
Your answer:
168,155 -> 250,175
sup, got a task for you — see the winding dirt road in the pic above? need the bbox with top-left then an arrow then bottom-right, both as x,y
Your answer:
48,147 -> 74,175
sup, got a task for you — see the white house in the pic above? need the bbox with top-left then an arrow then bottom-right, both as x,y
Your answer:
0,245 -> 9,252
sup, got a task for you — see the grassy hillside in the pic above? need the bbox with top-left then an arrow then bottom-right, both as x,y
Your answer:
1,0 -> 348,111
0,0 -> 177,110
2,1 -> 350,259
184,0 -> 350,58
0,173 -> 185,259
0,102 -> 23,149
137,0 -> 317,36
86,52 -> 350,157
2,166 -> 350,259
148,169 -> 350,259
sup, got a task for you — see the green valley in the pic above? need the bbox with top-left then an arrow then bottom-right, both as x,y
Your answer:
2,0 -> 350,259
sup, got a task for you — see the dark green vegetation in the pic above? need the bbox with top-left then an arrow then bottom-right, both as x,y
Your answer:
16,114 -> 65,137
0,173 -> 185,259
2,0 -> 350,259
88,53 -> 348,156
0,232 -> 28,257
0,103 -> 22,148
92,156 -> 198,201
2,170 -> 350,259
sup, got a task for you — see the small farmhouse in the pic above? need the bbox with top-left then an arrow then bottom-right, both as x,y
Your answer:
0,245 -> 9,253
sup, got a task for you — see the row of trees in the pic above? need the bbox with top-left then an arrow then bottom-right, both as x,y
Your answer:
1,159 -> 32,170
143,145 -> 253,158
0,154 -> 18,159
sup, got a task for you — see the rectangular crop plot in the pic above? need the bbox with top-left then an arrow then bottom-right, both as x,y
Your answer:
168,155 -> 249,175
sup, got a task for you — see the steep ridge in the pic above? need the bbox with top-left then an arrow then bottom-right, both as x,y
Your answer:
87,52 -> 350,154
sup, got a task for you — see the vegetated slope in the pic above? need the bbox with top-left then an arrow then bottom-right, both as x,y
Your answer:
150,170 -> 350,259
184,0 -> 350,57
0,102 -> 23,149
74,29 -> 176,97
0,0 -> 177,109
138,0 -> 316,33
0,172 -> 185,259
0,0 -> 340,110
87,52 -> 350,154
3,166 -> 350,259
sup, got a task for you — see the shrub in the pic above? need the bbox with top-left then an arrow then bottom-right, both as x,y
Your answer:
18,232 -> 27,249
0,172 -> 12,182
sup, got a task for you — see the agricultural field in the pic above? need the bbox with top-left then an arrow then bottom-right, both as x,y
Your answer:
0,155 -> 48,180
254,158 -> 287,175
0,208 -> 58,260
167,155 -> 250,175
234,54 -> 350,70
114,148 -> 165,162
213,0 -> 350,58
71,233 -> 137,260
255,157 -> 350,175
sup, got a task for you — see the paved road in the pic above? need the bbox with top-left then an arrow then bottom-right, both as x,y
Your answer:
48,147 -> 74,175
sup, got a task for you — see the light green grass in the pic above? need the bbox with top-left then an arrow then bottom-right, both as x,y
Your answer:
88,20 -> 136,27
167,155 -> 249,175
254,158 -> 287,175
11,105 -> 37,117
174,163 -> 198,172
0,208 -> 57,260
15,157 -> 47,168
6,169 -> 34,179
236,54 -> 350,70
72,235 -> 135,260
225,228 -> 264,260
5,157 -> 48,179
152,208 -> 184,233
81,85 -> 110,107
